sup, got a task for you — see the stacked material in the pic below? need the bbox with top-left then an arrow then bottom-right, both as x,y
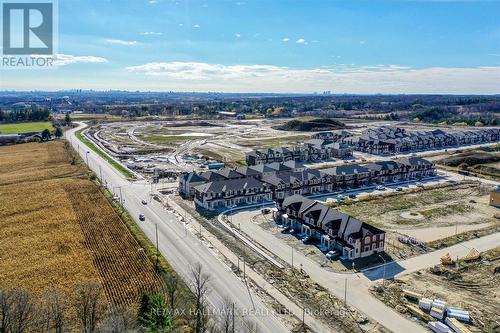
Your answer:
419,298 -> 433,311
463,248 -> 481,262
432,299 -> 447,310
406,304 -> 433,322
445,318 -> 473,333
447,308 -> 470,322
428,321 -> 452,333
431,307 -> 445,320
403,289 -> 422,301
441,253 -> 454,265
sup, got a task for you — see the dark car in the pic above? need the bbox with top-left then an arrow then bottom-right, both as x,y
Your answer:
348,194 -> 357,199
139,214 -> 146,221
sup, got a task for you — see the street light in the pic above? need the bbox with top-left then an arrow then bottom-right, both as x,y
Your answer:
378,254 -> 386,288
86,151 -> 90,165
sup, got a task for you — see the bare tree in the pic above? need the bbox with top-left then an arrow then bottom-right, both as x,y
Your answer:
38,289 -> 67,333
218,297 -> 234,333
73,282 -> 106,333
99,307 -> 137,333
5,289 -> 36,333
0,289 -> 13,333
190,263 -> 211,333
161,271 -> 180,317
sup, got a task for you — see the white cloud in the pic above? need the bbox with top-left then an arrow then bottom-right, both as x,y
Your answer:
235,33 -> 241,38
192,24 -> 200,28
51,54 -> 108,66
296,38 -> 306,44
125,61 -> 500,94
282,38 -> 289,42
106,39 -> 139,46
141,31 -> 163,36
178,23 -> 184,27
148,0 -> 158,4
359,40 -> 366,44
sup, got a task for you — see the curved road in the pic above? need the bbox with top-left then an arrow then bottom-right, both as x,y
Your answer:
66,123 -> 290,333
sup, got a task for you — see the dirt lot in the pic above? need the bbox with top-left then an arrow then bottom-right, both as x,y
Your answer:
371,247 -> 500,332
336,182 -> 499,238
0,141 -> 161,307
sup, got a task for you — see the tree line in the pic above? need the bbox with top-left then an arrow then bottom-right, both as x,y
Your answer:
0,263 -> 259,333
0,108 -> 50,123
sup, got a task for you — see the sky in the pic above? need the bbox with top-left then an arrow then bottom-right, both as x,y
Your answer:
1,0 -> 500,93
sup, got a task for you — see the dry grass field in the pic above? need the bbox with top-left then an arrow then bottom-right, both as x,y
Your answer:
0,141 -> 161,307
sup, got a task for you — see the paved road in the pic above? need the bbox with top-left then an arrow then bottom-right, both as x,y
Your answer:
229,208 -> 500,333
66,124 -> 290,333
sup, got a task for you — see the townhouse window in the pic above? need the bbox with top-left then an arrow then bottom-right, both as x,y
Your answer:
372,235 -> 376,242
380,234 -> 384,240
364,236 -> 370,243
379,242 -> 384,249
364,246 -> 370,252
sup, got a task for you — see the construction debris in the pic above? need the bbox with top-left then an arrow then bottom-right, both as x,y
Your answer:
463,248 -> 481,262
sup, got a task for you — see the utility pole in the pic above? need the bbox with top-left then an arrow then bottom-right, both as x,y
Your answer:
243,258 -> 246,280
155,223 -> 159,272
119,187 -> 123,206
232,303 -> 235,333
99,165 -> 103,185
344,278 -> 347,306
291,246 -> 294,269
302,307 -> 305,329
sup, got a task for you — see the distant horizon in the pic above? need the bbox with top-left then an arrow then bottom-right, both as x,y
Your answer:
1,0 -> 499,94
1,89 -> 499,97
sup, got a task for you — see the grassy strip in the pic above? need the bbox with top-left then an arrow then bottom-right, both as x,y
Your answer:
75,128 -> 134,179
0,121 -> 54,134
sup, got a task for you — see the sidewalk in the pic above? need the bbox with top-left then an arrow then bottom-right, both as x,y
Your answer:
166,197 -> 334,333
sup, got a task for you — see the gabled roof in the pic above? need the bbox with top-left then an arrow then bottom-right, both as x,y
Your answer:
216,168 -> 243,179
235,166 -> 262,177
199,171 -> 226,182
194,177 -> 266,194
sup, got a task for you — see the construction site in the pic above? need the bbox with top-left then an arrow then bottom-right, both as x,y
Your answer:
371,247 -> 500,332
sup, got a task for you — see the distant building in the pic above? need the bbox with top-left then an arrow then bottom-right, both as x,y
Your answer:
245,139 -> 352,166
344,126 -> 500,155
490,186 -> 500,208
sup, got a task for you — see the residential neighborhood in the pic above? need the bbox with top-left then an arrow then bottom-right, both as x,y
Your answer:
273,195 -> 385,260
180,156 -> 437,211
344,126 -> 500,155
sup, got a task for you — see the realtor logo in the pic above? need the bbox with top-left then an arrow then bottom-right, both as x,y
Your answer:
2,1 -> 54,55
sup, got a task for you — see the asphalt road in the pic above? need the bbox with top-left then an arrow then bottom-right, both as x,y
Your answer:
66,124 -> 290,333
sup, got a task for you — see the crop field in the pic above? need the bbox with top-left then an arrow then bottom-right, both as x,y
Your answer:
0,141 -> 161,307
0,121 -> 54,134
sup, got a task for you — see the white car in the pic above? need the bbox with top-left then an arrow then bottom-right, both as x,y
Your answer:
326,250 -> 339,260
376,185 -> 385,190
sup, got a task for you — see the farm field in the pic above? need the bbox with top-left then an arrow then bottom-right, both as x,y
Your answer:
0,121 -> 54,134
0,141 -> 161,307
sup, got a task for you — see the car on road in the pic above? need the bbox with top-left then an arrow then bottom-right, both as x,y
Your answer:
302,235 -> 312,243
415,182 -> 424,188
141,200 -> 147,205
261,208 -> 271,214
376,185 -> 385,191
326,250 -> 339,260
139,214 -> 146,221
336,194 -> 346,201
348,194 -> 357,199
395,186 -> 404,192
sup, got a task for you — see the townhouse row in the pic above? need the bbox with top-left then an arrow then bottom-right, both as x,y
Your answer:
179,157 -> 436,212
273,195 -> 385,260
345,126 -> 500,155
245,138 -> 353,166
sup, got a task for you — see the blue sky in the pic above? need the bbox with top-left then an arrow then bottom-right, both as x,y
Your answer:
2,0 -> 500,93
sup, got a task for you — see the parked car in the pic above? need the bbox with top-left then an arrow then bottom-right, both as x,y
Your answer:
326,250 -> 339,260
141,200 -> 147,205
139,214 -> 146,221
415,182 -> 424,188
395,187 -> 404,192
302,236 -> 311,243
348,194 -> 357,199
376,185 -> 385,191
261,208 -> 271,214
336,194 -> 346,201
281,226 -> 291,233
